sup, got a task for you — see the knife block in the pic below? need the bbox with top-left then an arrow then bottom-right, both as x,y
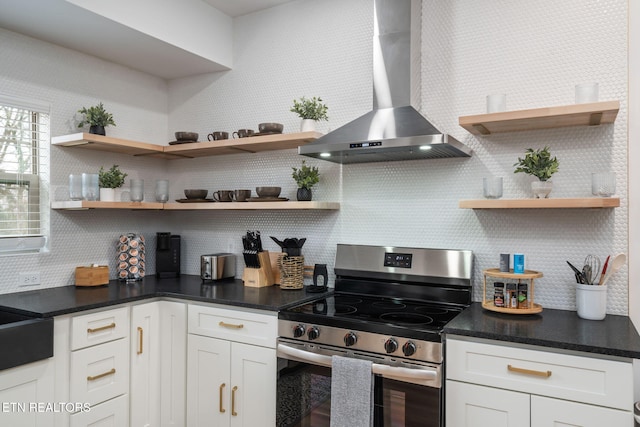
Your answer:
243,251 -> 274,288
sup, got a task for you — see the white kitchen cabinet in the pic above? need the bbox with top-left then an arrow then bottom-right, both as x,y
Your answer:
186,334 -> 276,427
69,395 -> 129,427
0,358 -> 55,427
446,381 -> 529,427
445,336 -> 634,426
130,300 -> 187,427
186,303 -> 277,427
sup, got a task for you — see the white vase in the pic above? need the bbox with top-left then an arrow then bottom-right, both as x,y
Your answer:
99,188 -> 116,202
531,180 -> 553,199
300,119 -> 316,132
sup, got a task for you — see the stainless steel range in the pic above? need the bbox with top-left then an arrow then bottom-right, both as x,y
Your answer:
276,244 -> 473,427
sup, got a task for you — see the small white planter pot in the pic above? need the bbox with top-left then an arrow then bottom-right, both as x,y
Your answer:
531,180 -> 553,199
99,188 -> 116,202
300,119 -> 316,132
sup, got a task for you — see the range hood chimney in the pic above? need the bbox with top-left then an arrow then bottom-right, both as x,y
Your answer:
299,0 -> 471,164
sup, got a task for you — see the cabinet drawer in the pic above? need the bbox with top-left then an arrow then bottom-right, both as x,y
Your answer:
531,395 -> 632,426
70,338 -> 129,406
70,394 -> 129,427
188,304 -> 277,348
446,338 -> 633,410
71,306 -> 129,350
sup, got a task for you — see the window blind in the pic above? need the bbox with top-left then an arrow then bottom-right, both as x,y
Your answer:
0,95 -> 50,254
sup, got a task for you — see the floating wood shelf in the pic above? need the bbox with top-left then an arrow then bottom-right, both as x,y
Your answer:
459,197 -> 620,209
458,100 -> 619,135
52,201 -> 340,211
51,201 -> 164,210
52,132 -> 322,159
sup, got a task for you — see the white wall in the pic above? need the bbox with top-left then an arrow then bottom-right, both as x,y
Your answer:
0,0 -> 630,319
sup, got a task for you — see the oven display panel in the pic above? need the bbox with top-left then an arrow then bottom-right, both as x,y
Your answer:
384,252 -> 412,268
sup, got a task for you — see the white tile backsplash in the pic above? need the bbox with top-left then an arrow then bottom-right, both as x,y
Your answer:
0,0 -> 629,316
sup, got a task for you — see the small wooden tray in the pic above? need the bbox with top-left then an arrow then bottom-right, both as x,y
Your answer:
75,266 -> 109,287
482,301 -> 543,314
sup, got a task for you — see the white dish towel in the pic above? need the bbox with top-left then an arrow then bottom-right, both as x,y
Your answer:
330,355 -> 374,427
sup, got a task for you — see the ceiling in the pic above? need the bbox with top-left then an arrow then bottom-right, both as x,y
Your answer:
201,0 -> 296,17
0,0 -> 297,79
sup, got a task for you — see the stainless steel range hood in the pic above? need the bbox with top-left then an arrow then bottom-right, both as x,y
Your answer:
299,0 -> 471,164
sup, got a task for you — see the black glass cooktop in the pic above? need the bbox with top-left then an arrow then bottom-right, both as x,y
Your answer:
279,293 -> 465,341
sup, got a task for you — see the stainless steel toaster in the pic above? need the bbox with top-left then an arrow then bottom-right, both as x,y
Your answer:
201,253 -> 236,281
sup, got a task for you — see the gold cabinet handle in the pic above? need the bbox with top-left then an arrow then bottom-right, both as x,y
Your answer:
507,364 -> 552,378
219,321 -> 244,329
219,383 -> 226,413
87,368 -> 116,381
137,327 -> 143,354
231,386 -> 238,416
87,322 -> 116,333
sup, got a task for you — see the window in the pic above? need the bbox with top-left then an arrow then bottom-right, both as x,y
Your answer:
0,96 -> 49,254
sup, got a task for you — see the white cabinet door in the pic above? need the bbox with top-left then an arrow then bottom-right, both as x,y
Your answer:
70,394 -> 129,427
130,302 -> 160,427
0,358 -> 54,427
187,334 -> 231,427
159,301 -> 186,427
446,381 -> 529,427
229,342 -> 276,427
531,395 -> 633,427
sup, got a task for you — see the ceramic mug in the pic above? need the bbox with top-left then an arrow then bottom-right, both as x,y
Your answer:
207,131 -> 229,141
231,189 -> 251,202
213,190 -> 233,202
233,129 -> 254,138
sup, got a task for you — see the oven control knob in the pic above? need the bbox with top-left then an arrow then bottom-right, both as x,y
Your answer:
307,326 -> 320,340
402,341 -> 417,357
293,324 -> 306,338
344,332 -> 357,347
384,338 -> 398,354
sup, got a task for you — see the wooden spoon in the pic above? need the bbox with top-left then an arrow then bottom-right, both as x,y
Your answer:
599,253 -> 627,286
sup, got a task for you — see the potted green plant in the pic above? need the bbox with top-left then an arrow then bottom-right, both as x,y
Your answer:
290,96 -> 328,132
513,146 -> 559,198
77,102 -> 116,136
98,164 -> 127,201
292,160 -> 320,201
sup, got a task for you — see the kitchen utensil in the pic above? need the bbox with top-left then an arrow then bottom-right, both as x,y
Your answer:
601,255 -> 611,276
270,236 -> 307,256
175,131 -> 198,141
256,186 -> 281,198
258,122 -> 284,134
566,261 -> 586,284
583,255 -> 601,285
599,253 -> 626,286
184,189 -> 208,199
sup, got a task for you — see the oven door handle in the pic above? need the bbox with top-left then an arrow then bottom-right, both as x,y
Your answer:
277,343 -> 438,382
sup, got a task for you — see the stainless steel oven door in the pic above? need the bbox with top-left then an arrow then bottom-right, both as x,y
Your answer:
276,339 -> 442,427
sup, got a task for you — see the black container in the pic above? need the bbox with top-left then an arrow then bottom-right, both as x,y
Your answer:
307,264 -> 328,293
156,232 -> 180,278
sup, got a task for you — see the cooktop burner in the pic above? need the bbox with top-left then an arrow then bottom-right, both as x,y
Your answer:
279,293 -> 464,342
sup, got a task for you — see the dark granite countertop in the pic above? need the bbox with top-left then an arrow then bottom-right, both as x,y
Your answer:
443,302 -> 640,359
0,275 -> 330,318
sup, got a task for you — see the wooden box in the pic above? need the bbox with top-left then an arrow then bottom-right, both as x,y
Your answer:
75,266 -> 109,287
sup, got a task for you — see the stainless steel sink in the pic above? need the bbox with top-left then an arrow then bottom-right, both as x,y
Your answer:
0,310 -> 53,371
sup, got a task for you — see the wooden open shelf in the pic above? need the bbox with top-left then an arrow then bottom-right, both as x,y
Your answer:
52,132 -> 322,159
459,197 -> 620,209
458,100 -> 619,135
52,200 -> 340,211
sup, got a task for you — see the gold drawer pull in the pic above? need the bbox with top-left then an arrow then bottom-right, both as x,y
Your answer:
507,364 -> 552,378
87,322 -> 116,333
137,327 -> 143,354
219,383 -> 226,413
231,386 -> 238,416
87,368 -> 116,381
219,321 -> 244,329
